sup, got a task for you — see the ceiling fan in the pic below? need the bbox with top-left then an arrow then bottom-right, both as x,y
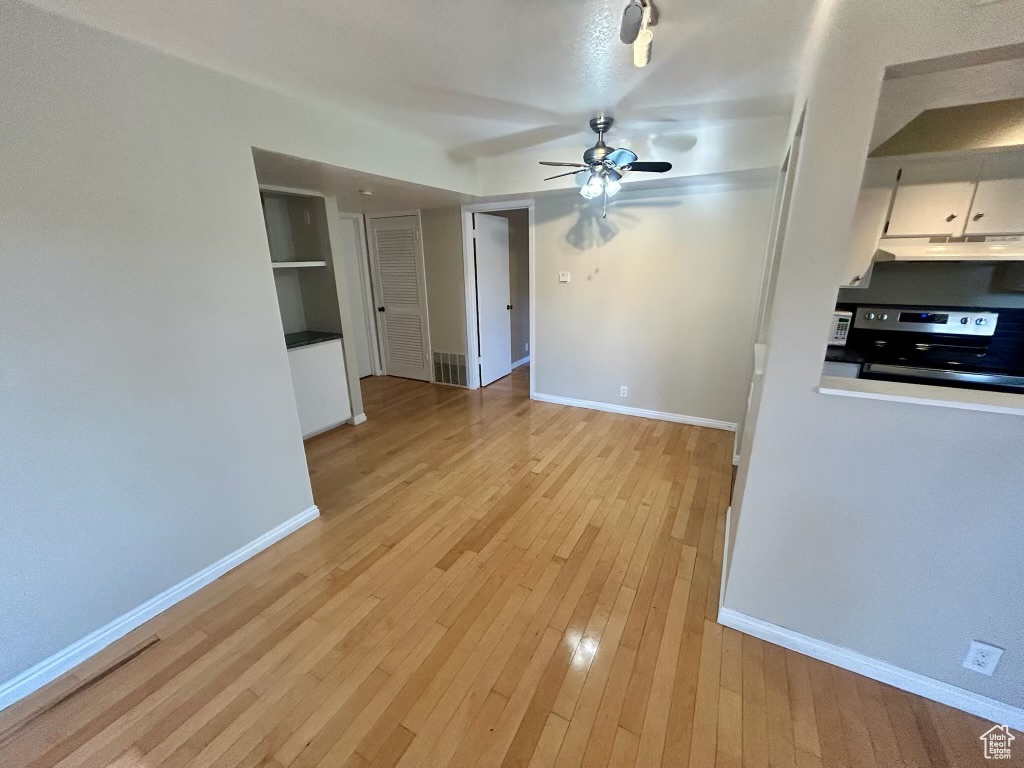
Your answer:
540,117 -> 672,217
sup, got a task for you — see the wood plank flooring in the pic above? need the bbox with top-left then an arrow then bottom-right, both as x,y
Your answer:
1,367 -> 1017,768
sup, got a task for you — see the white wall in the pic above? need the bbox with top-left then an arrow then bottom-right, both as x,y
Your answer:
0,0 -> 474,692
533,181 -> 775,425
420,208 -> 469,356
726,0 -> 1024,709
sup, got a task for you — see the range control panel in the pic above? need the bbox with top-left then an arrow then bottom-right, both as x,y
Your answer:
853,308 -> 999,337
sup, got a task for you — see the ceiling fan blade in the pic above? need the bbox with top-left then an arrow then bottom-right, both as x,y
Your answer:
539,161 -> 588,167
626,161 -> 673,173
606,148 -> 638,167
544,169 -> 588,181
620,0 -> 644,43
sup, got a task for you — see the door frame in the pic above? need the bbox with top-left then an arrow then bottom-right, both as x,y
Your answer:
461,200 -> 536,395
364,210 -> 432,380
338,211 -> 384,376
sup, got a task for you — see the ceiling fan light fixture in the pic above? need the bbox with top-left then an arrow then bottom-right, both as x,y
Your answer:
632,3 -> 653,68
580,173 -> 605,199
605,177 -> 622,197
633,28 -> 653,68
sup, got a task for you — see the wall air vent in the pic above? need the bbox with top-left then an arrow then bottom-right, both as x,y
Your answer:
433,352 -> 468,387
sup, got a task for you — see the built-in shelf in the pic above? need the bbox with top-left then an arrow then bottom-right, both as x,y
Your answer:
271,261 -> 327,269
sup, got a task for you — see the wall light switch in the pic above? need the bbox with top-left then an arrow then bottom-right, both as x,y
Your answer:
558,271 -> 570,283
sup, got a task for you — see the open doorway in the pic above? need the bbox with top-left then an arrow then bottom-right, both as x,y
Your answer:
462,202 -> 535,397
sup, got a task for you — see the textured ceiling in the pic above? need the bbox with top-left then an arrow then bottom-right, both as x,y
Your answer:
25,0 -> 818,156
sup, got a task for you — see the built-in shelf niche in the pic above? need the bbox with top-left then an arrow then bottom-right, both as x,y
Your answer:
261,190 -> 342,336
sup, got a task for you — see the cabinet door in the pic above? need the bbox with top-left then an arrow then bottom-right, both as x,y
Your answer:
841,163 -> 898,287
965,177 -> 1024,235
885,159 -> 980,237
287,341 -> 352,438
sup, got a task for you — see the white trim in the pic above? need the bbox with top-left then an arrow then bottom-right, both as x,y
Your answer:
363,209 -> 421,220
531,392 -> 737,431
528,205 -> 536,401
733,433 -> 741,466
461,200 -> 536,395
270,261 -> 327,269
258,183 -> 325,198
348,412 -> 367,425
338,211 -> 383,377
717,608 -> 1024,730
0,505 -> 319,713
720,507 -> 732,610
460,210 -> 480,389
512,355 -> 530,369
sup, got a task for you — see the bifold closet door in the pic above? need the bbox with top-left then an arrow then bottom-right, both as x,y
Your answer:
367,215 -> 431,381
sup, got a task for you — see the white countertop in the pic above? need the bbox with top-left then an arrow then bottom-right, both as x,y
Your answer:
818,375 -> 1024,416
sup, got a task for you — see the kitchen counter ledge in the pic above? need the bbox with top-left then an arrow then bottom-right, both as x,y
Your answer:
818,376 -> 1024,416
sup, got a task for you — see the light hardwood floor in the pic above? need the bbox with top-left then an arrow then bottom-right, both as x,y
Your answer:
0,368 -> 1016,768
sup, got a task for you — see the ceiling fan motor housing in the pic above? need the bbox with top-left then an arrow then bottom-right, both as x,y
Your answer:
583,144 -> 612,165
584,116 -> 615,164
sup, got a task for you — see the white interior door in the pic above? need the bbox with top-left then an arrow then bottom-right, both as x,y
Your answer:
367,215 -> 431,381
475,213 -> 512,386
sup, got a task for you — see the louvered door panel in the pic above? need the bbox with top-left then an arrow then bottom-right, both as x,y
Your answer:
368,216 -> 431,381
376,230 -> 420,306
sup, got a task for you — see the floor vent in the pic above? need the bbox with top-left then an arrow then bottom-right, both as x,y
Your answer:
433,352 -> 468,387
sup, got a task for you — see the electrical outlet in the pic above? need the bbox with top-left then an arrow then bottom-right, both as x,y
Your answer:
620,385 -> 628,398
558,271 -> 570,283
962,640 -> 1003,676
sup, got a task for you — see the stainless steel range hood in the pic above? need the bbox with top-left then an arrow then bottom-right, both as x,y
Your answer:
877,235 -> 1024,261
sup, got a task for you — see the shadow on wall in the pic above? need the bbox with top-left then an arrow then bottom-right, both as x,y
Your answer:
562,193 -> 680,251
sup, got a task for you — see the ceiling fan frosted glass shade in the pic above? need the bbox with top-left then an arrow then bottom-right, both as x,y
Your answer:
580,173 -> 604,199
605,178 -> 622,197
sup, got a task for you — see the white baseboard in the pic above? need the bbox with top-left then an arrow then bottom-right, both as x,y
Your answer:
0,505 -> 320,713
531,392 -> 737,432
732,433 -> 741,465
717,608 -> 1024,730
512,356 -> 530,369
348,412 -> 367,425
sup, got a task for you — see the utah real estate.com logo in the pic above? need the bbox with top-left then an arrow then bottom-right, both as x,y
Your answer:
980,725 -> 1015,760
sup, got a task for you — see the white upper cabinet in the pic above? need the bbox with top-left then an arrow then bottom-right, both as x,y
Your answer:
841,162 -> 899,287
884,157 -> 983,238
964,154 -> 1024,235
